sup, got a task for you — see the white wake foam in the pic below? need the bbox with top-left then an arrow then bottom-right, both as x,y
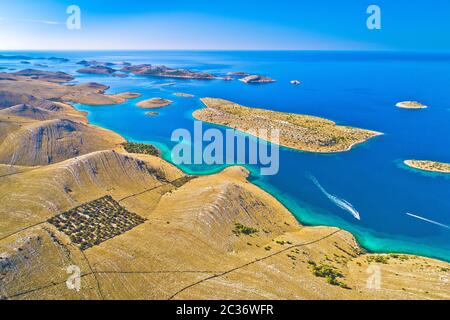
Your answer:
406,213 -> 450,230
309,175 -> 361,221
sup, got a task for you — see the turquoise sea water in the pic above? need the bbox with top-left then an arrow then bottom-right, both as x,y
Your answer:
1,51 -> 450,262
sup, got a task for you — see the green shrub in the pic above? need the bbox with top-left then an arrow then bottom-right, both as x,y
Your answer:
389,254 -> 410,261
122,142 -> 160,156
367,255 -> 390,264
311,263 -> 350,289
312,264 -> 342,279
233,223 -> 258,236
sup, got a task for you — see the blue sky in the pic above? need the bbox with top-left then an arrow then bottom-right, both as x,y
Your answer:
0,0 -> 449,51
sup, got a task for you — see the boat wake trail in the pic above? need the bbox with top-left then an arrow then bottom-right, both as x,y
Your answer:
406,213 -> 450,230
309,175 -> 361,221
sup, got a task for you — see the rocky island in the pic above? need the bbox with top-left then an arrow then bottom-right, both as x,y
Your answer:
13,69 -> 74,83
0,71 -> 140,106
76,61 -> 135,77
112,72 -> 128,78
396,101 -> 428,109
404,160 -> 450,173
136,98 -> 173,108
47,57 -> 70,63
77,60 -> 131,67
227,71 -> 250,76
77,60 -> 115,67
0,54 -> 69,62
174,92 -> 194,97
193,98 -> 382,153
121,64 -> 216,80
239,74 -> 275,84
77,65 -> 116,75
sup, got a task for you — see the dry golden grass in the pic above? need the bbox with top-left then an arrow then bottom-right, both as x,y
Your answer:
194,98 -> 382,153
1,160 -> 449,300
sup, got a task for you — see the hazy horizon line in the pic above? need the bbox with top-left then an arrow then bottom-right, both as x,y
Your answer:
1,48 -> 450,54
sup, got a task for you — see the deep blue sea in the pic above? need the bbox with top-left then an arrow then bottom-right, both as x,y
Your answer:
1,50 -> 449,261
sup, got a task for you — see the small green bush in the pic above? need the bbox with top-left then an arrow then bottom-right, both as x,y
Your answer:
233,223 -> 258,236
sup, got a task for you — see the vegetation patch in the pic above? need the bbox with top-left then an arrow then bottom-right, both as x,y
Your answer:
233,223 -> 258,236
171,175 -> 197,188
122,142 -> 160,156
309,262 -> 350,289
389,254 -> 410,261
275,240 -> 293,245
48,195 -> 145,250
367,255 -> 390,264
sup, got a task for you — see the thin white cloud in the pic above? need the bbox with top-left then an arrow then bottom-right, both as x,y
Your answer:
0,17 -> 63,25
